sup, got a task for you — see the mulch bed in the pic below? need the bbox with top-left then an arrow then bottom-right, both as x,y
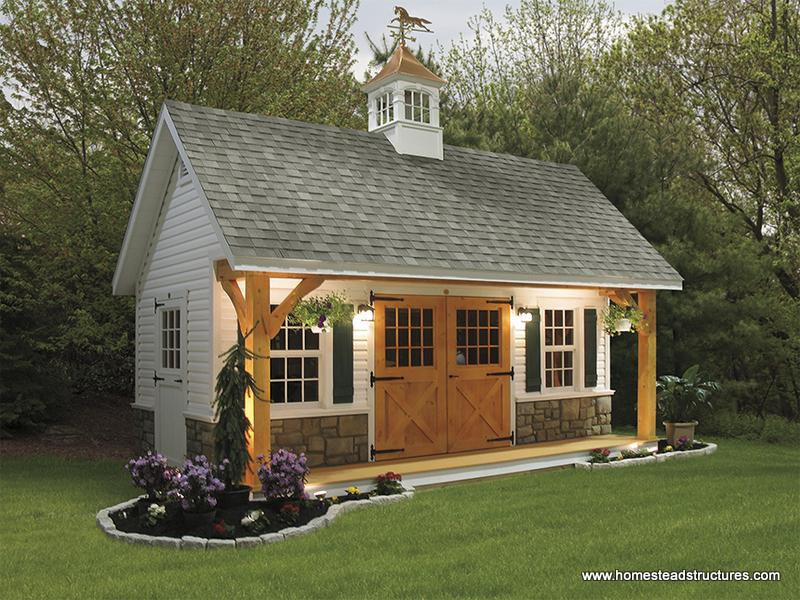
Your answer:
111,494 -> 369,540
0,394 -> 136,460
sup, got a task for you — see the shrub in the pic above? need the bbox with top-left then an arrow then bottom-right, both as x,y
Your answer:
257,449 -> 308,500
212,329 -> 256,487
759,416 -> 800,445
169,455 -> 225,513
699,411 -> 763,439
125,452 -> 178,501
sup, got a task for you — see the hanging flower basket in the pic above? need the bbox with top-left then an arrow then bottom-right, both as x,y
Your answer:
291,292 -> 353,333
602,304 -> 644,336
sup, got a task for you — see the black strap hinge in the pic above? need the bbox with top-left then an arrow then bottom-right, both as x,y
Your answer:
370,372 -> 405,388
487,432 -> 515,444
370,444 -> 405,461
152,370 -> 165,385
487,366 -> 515,380
486,296 -> 514,309
154,298 -> 165,313
370,290 -> 404,303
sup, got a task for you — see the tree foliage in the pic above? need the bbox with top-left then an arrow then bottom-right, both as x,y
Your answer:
0,0 -> 363,427
440,0 -> 800,421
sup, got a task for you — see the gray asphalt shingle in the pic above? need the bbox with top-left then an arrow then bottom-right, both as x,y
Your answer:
166,101 -> 681,287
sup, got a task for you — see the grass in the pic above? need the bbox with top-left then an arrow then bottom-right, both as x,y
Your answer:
1,440 -> 798,599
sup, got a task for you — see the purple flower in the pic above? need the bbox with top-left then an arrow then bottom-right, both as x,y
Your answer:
257,449 -> 309,500
125,451 -> 177,500
167,455 -> 225,513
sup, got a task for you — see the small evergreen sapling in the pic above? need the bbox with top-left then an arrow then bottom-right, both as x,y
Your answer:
212,328 -> 260,488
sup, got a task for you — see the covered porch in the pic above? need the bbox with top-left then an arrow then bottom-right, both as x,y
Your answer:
305,434 -> 646,493
213,260 -> 659,487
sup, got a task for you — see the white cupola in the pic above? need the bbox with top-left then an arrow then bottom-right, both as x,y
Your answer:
362,44 -> 445,160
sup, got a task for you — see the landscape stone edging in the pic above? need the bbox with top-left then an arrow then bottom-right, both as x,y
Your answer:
96,488 -> 414,550
574,442 -> 718,471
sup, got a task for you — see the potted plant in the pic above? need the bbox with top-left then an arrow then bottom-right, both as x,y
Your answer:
292,292 -> 353,333
125,451 -> 178,514
212,328 -> 258,508
169,455 -> 225,529
602,303 -> 644,335
257,448 -> 309,503
657,364 -> 719,445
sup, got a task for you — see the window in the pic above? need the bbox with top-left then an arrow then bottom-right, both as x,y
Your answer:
384,307 -> 434,367
376,92 -> 394,126
455,308 -> 500,365
404,90 -> 431,123
269,307 -> 320,403
544,309 -> 574,388
160,308 -> 181,370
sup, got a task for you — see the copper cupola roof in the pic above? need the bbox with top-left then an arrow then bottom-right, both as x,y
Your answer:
363,44 -> 445,91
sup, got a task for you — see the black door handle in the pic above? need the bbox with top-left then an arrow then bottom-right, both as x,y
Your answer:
449,375 -> 459,378
174,379 -> 183,383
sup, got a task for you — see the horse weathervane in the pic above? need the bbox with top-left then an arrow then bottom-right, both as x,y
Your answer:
389,6 -> 433,46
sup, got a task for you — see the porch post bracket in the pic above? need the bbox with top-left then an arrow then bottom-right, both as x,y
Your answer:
214,260 -> 248,333
266,276 -> 325,339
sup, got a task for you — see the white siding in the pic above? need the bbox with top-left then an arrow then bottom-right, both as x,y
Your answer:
135,162 -> 222,421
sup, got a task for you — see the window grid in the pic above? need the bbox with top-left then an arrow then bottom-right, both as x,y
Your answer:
404,90 -> 431,123
376,92 -> 394,126
160,309 -> 181,370
384,307 -> 435,368
544,309 -> 575,388
269,305 -> 320,404
455,309 -> 500,366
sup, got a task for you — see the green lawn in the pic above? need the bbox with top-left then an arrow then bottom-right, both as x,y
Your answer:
1,440 -> 798,599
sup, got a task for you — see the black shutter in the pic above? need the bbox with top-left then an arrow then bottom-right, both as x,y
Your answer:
332,313 -> 354,404
584,308 -> 598,388
525,308 -> 541,392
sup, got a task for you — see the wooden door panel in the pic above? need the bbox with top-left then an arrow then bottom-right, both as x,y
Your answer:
446,298 -> 513,452
374,296 -> 447,461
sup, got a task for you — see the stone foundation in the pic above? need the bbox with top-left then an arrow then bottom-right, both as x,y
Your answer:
271,414 -> 368,468
516,396 -> 612,444
185,418 -> 215,458
132,407 -> 155,453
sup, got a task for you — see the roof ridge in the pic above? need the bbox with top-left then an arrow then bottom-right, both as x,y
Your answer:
164,99 -> 581,172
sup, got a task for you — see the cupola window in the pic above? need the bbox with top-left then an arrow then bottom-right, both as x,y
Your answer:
404,90 -> 431,124
376,92 -> 394,126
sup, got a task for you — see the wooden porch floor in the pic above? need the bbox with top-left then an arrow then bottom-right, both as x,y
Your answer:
306,434 -> 646,492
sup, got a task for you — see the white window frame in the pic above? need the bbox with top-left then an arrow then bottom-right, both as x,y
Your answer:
540,301 -> 583,394
376,92 -> 394,126
157,299 -> 186,376
404,89 -> 431,124
268,293 -> 334,417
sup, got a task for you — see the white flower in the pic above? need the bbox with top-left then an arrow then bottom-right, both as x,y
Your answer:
147,503 -> 166,520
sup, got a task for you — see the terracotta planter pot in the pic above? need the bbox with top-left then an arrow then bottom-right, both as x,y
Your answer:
663,421 -> 698,446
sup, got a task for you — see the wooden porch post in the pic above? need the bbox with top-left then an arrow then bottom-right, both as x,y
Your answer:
245,273 -> 270,485
637,290 -> 657,440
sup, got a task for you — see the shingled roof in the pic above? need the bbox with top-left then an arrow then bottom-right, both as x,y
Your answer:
164,101 -> 681,289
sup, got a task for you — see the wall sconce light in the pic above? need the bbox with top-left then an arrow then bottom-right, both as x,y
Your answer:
517,308 -> 534,323
357,304 -> 375,322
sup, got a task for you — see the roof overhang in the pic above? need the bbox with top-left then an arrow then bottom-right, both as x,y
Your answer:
112,104 -> 234,295
228,255 -> 684,291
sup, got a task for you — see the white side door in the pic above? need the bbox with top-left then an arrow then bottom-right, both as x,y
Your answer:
155,297 -> 187,464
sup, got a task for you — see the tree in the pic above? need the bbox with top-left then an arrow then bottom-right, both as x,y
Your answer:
615,0 -> 800,300
0,0 -> 363,401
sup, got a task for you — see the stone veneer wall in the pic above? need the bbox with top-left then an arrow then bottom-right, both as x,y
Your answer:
271,414 -> 368,468
185,418 -> 215,458
516,396 -> 612,444
132,407 -> 155,453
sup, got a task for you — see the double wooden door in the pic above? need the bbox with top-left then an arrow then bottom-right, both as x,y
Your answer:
373,295 -> 512,461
